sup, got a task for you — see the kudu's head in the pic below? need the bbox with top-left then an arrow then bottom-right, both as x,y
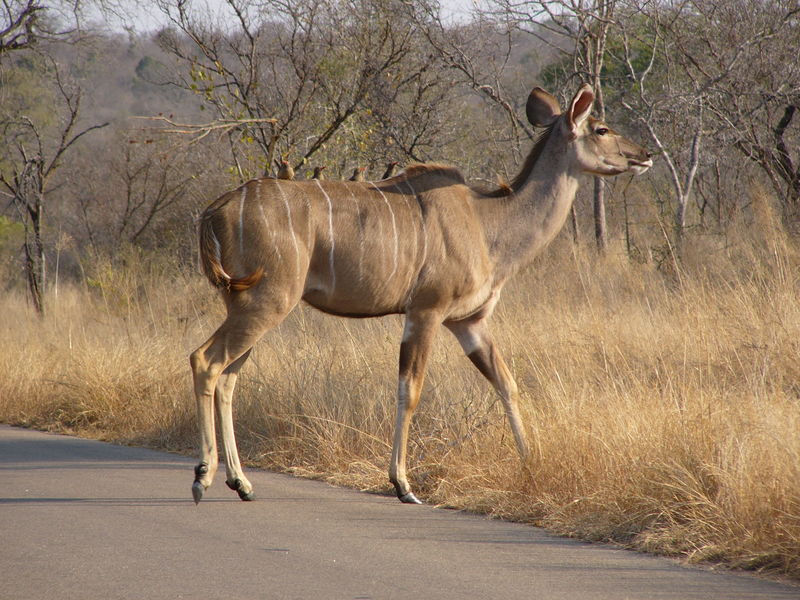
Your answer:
526,84 -> 652,176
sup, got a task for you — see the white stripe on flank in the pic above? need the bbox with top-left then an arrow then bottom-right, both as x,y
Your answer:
258,203 -> 282,262
347,188 -> 365,282
211,228 -> 233,281
398,181 -> 419,273
402,179 -> 427,267
274,181 -> 300,277
400,178 -> 428,310
314,179 -> 336,293
303,192 -> 313,248
238,187 -> 247,255
369,182 -> 398,280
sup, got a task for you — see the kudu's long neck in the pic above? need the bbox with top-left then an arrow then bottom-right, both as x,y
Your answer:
477,132 -> 580,281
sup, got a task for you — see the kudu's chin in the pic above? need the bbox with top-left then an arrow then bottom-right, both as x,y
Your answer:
589,162 -> 629,176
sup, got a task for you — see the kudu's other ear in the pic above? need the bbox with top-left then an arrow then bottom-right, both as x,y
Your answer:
567,84 -> 594,134
526,87 -> 561,127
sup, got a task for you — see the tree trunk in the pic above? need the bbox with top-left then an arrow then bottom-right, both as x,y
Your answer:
589,1 -> 612,252
24,206 -> 45,316
674,131 -> 701,253
674,193 -> 688,254
593,177 -> 607,252
774,105 -> 800,208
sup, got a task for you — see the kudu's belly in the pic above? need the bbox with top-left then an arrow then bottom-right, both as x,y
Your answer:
300,239 -> 420,317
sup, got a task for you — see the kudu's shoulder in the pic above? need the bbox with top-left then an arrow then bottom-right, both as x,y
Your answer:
401,162 -> 466,185
382,163 -> 474,204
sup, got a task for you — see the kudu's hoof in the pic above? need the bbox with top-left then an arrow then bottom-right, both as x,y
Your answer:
193,462 -> 209,505
398,491 -> 423,505
226,478 -> 255,502
192,481 -> 205,505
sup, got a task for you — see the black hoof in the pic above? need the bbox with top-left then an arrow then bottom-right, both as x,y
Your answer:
393,481 -> 423,504
226,478 -> 255,501
398,491 -> 423,504
192,481 -> 205,505
192,462 -> 209,504
238,489 -> 255,501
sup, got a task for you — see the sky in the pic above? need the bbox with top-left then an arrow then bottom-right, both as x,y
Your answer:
100,0 -> 481,34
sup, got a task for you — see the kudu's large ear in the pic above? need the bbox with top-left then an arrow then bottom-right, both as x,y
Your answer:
526,87 -> 561,127
567,84 -> 594,134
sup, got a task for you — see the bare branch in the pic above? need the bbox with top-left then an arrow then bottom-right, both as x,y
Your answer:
132,116 -> 277,152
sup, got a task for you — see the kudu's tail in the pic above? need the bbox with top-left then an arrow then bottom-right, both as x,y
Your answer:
198,213 -> 264,292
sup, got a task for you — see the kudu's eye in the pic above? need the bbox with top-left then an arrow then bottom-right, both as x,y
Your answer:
596,127 -> 609,136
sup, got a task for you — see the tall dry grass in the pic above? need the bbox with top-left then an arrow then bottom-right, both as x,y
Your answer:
1,191 -> 799,578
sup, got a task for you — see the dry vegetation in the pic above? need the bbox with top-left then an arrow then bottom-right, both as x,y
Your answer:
1,189 -> 799,579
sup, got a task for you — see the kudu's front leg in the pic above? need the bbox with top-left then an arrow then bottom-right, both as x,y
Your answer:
389,312 -> 441,504
446,317 -> 530,460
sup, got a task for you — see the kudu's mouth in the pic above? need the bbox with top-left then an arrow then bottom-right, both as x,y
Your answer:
622,146 -> 653,175
597,156 -> 653,176
628,158 -> 653,175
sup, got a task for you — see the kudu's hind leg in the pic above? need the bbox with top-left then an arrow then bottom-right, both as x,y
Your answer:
190,302 -> 295,504
215,349 -> 254,500
389,312 -> 441,504
190,334 -> 223,504
446,317 -> 530,460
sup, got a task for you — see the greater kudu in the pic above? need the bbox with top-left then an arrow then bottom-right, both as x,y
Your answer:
190,84 -> 652,504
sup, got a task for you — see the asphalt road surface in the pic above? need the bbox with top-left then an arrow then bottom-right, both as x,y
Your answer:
1,425 -> 797,600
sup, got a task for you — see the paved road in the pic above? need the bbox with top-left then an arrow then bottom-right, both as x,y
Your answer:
0,426 -> 796,600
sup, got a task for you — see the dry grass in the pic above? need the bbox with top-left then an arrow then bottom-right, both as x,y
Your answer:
1,194 -> 799,579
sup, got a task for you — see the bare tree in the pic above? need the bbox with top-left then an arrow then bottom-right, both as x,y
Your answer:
154,0 -> 436,180
609,3 -> 701,248
410,2 -> 535,165
364,39 -> 466,164
769,105 -> 800,211
690,0 -> 800,217
0,57 -> 107,314
1,0 -> 46,54
613,0 -> 800,245
0,0 -> 97,57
